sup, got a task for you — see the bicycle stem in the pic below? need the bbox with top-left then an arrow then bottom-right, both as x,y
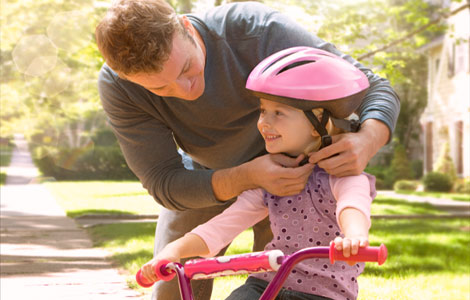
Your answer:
171,263 -> 194,300
260,247 -> 330,300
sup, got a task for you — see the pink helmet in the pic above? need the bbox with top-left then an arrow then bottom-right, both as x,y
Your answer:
246,46 -> 370,148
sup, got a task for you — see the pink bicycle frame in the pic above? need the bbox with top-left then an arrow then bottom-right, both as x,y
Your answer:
136,243 -> 387,300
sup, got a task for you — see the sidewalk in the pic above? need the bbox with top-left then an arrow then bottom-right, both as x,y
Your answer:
377,190 -> 470,214
0,134 -> 145,300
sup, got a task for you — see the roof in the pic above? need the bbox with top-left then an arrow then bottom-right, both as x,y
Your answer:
418,35 -> 445,53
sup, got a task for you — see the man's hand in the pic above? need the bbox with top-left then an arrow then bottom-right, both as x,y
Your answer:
247,154 -> 314,196
212,153 -> 314,201
308,119 -> 389,177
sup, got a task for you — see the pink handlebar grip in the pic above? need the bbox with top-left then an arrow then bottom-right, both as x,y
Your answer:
155,259 -> 176,281
135,260 -> 176,288
329,243 -> 387,265
135,269 -> 157,288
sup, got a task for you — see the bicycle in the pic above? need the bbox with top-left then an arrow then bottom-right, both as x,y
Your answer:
136,242 -> 387,300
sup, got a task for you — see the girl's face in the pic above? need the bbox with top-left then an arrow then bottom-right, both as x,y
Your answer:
257,98 -> 318,156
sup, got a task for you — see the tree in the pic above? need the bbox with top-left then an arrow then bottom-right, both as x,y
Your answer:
1,0 -> 460,178
314,0 -> 448,151
390,143 -> 414,181
1,0 -> 109,169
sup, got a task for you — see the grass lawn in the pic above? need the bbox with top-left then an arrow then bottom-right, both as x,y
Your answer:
46,182 -> 470,299
44,181 -> 160,217
0,143 -> 14,185
372,196 -> 445,215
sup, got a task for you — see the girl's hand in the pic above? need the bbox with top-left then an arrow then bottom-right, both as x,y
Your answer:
141,258 -> 161,283
141,251 -> 181,283
333,236 -> 369,266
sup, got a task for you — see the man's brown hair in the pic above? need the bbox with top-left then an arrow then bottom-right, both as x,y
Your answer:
95,0 -> 187,75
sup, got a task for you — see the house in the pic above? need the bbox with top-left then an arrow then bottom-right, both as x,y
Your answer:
420,1 -> 470,178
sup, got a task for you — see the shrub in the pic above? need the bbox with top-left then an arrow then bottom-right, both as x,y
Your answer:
434,142 -> 457,182
389,143 -> 413,181
32,145 -> 137,180
454,178 -> 470,194
411,159 -> 423,179
0,136 -> 13,147
394,180 -> 419,191
423,172 -> 453,192
365,166 -> 394,190
92,128 -> 118,146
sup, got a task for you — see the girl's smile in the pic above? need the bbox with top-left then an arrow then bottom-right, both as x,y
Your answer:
257,98 -> 318,156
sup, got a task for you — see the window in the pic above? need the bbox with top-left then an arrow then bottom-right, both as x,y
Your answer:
426,122 -> 433,173
456,121 -> 463,175
447,43 -> 455,78
455,41 -> 468,74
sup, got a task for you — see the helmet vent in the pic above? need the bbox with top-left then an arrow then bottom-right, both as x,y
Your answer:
261,52 -> 297,74
277,60 -> 316,75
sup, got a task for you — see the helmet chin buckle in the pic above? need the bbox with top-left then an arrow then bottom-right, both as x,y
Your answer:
330,117 -> 361,133
321,135 -> 332,148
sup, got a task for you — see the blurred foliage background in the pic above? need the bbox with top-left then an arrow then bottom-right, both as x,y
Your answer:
0,0 -> 459,182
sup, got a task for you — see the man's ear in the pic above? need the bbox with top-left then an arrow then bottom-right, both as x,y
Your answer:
181,16 -> 194,34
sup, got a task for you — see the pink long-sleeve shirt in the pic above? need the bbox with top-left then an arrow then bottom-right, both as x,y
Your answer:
191,172 -> 373,257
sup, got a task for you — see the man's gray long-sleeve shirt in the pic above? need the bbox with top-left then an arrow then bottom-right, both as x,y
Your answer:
98,2 -> 400,211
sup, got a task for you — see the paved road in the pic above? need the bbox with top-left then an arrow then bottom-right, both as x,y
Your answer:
0,134 -> 145,300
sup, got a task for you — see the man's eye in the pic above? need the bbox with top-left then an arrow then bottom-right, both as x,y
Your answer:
275,111 -> 283,116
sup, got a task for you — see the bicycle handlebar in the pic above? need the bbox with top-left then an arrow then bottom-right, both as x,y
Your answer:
136,259 -> 175,288
329,242 -> 387,265
136,243 -> 387,288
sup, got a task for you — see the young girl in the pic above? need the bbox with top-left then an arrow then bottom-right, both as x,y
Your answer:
141,47 -> 376,300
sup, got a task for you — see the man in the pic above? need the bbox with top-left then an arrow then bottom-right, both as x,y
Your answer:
95,1 -> 400,299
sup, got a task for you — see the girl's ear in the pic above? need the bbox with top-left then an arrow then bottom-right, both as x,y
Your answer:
310,118 -> 335,137
311,128 -> 320,137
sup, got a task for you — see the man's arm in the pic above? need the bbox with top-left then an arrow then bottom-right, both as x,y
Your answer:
309,119 -> 390,177
305,36 -> 400,176
98,66 -> 220,210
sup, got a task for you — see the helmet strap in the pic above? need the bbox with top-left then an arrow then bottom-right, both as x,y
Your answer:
303,110 -> 332,149
330,117 -> 361,133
